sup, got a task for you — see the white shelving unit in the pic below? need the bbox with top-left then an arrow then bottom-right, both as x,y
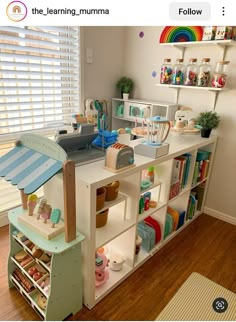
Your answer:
157,39 -> 236,109
111,98 -> 178,130
44,134 -> 217,309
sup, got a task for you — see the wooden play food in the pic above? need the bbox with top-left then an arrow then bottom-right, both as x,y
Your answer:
96,209 -> 109,228
96,187 -> 106,211
105,181 -> 119,201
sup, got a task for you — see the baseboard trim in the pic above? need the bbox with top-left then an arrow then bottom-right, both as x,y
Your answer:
0,212 -> 9,227
204,207 -> 236,226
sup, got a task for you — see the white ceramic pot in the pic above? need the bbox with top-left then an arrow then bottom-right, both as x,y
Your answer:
123,93 -> 129,100
110,254 -> 125,271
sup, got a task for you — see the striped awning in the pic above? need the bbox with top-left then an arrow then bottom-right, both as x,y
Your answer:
0,134 -> 67,194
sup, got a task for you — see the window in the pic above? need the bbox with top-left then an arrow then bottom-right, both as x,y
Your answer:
0,26 -> 80,216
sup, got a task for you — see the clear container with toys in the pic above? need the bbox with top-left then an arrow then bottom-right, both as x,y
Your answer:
172,59 -> 185,85
160,58 -> 173,84
197,58 -> 212,87
184,58 -> 198,86
211,61 -> 230,88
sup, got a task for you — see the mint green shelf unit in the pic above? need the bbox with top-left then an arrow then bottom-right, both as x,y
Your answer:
8,208 -> 85,321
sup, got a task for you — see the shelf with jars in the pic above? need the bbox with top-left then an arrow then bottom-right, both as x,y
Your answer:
156,43 -> 233,110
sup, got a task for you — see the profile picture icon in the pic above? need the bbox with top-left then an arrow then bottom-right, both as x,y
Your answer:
6,1 -> 27,22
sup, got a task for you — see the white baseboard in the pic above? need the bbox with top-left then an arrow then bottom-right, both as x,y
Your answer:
204,207 -> 236,226
0,212 -> 9,227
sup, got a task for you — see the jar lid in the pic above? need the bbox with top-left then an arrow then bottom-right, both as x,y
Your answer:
202,58 -> 210,62
164,58 -> 171,62
217,61 -> 230,65
176,58 -> 184,63
189,58 -> 197,62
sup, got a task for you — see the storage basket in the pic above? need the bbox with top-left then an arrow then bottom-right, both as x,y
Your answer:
96,187 -> 106,211
96,209 -> 109,228
105,181 -> 119,201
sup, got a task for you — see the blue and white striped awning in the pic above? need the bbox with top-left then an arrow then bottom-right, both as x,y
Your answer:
0,134 -> 68,194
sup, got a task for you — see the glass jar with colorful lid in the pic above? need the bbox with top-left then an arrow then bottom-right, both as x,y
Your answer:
160,58 -> 172,84
184,58 -> 198,86
211,61 -> 230,88
197,58 -> 212,87
172,58 -> 185,85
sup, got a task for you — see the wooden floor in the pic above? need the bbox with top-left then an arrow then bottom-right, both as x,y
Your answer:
1,214 -> 236,321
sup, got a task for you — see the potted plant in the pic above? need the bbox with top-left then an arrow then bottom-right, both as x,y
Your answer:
196,110 -> 220,138
116,76 -> 134,100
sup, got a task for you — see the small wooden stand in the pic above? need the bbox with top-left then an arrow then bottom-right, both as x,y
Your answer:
18,211 -> 64,240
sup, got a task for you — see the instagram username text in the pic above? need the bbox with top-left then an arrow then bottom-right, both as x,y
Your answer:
32,8 -> 110,16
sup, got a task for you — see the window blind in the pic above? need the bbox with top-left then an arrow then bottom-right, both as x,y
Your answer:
0,26 -> 80,217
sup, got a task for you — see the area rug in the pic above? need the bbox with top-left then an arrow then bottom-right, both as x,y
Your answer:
156,272 -> 236,320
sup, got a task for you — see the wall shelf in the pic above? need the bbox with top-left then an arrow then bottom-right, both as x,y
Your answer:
156,84 -> 229,92
156,84 -> 229,110
159,40 -> 236,60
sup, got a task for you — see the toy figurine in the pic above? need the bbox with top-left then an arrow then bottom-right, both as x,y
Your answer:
37,197 -> 47,219
41,204 -> 52,224
50,208 -> 61,228
27,194 -> 38,216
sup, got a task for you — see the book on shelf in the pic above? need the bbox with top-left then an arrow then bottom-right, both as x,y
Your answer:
191,182 -> 206,211
192,157 -> 211,186
187,193 -> 197,220
169,180 -> 180,200
171,153 -> 192,197
175,156 -> 186,189
182,153 -> 191,188
171,159 -> 181,183
199,159 -> 210,181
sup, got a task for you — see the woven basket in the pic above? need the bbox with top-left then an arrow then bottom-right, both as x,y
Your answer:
96,187 -> 106,211
105,181 -> 119,201
96,209 -> 109,228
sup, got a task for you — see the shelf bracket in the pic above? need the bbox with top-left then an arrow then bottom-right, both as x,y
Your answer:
217,44 -> 228,60
173,87 -> 180,104
209,91 -> 220,111
174,45 -> 186,59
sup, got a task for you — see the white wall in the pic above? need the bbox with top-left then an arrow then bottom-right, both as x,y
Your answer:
82,26 -> 125,121
123,26 -> 236,219
82,26 -> 236,220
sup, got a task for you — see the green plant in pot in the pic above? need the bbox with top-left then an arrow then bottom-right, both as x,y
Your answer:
116,76 -> 134,99
196,110 -> 220,138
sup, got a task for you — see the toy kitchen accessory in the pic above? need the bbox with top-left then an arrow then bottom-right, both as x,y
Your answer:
134,116 -> 171,158
109,253 -> 125,271
56,123 -> 106,166
104,143 -> 135,172
173,108 -> 200,134
95,253 -> 109,287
